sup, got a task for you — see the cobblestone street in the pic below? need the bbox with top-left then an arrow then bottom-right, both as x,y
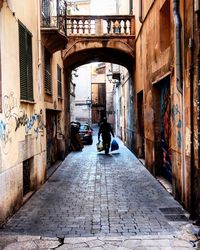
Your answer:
0,131 -> 199,249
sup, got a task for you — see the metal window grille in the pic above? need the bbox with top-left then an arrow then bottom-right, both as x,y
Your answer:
57,65 -> 62,97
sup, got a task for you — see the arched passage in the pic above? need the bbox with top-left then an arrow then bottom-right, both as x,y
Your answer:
63,43 -> 135,71
63,44 -> 135,153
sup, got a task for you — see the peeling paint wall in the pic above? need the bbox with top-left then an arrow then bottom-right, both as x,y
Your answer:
0,0 -> 46,224
134,0 -> 198,213
0,0 -> 66,224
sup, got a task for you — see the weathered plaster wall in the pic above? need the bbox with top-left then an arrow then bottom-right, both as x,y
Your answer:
134,0 -> 197,212
0,0 -> 47,224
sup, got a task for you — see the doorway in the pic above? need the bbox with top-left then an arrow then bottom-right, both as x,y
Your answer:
137,91 -> 145,158
154,76 -> 172,183
46,110 -> 58,169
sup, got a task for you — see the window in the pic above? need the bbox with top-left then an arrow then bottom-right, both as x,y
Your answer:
19,21 -> 33,101
57,65 -> 62,98
44,48 -> 52,94
159,0 -> 171,52
23,157 -> 34,196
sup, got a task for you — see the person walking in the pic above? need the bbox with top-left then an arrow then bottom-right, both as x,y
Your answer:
98,117 -> 114,154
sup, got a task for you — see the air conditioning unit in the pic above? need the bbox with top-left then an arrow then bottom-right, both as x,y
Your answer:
195,0 -> 200,12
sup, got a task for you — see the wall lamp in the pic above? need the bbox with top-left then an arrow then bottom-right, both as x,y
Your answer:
106,71 -> 122,84
107,71 -> 113,83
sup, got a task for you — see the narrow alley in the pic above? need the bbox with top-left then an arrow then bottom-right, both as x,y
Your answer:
0,129 -> 198,249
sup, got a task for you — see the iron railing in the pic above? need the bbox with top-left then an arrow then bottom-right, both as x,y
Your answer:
41,0 -> 67,35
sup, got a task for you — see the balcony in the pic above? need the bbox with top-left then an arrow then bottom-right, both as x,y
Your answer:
66,15 -> 135,36
40,0 -> 135,61
41,0 -> 68,53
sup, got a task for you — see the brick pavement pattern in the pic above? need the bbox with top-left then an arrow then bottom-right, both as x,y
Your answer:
0,133 -> 195,240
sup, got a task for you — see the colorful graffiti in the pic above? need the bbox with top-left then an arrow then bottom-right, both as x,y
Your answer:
0,120 -> 11,145
15,110 -> 45,138
160,82 -> 172,182
171,95 -> 182,150
0,92 -> 46,153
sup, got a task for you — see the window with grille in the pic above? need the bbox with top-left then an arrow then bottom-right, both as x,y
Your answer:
18,21 -> 33,101
57,65 -> 62,98
44,48 -> 52,94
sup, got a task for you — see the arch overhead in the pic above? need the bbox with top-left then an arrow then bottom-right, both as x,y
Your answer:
62,15 -> 135,70
63,37 -> 135,70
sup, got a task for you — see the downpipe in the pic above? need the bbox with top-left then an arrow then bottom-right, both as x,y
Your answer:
173,0 -> 183,94
189,36 -> 195,217
197,13 -> 200,223
139,0 -> 142,23
193,3 -> 200,223
173,0 -> 185,200
129,0 -> 133,15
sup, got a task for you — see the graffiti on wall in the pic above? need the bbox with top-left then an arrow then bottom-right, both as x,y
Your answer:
160,82 -> 172,182
15,109 -> 45,139
0,92 -> 45,153
171,93 -> 182,150
3,92 -> 18,119
0,120 -> 11,146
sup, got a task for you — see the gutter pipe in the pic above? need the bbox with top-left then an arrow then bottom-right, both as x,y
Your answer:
197,12 -> 200,222
173,0 -> 183,94
189,36 -> 195,216
129,0 -> 133,15
173,0 -> 185,205
139,0 -> 142,23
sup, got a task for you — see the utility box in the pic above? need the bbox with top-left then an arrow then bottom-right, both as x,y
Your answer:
195,0 -> 200,12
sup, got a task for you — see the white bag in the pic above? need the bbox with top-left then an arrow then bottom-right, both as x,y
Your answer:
96,140 -> 104,152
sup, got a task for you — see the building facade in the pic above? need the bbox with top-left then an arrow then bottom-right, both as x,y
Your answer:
1,0 -> 200,225
133,0 -> 200,217
0,0 -> 67,224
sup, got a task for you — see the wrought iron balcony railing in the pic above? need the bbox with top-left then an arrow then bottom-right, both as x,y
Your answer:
41,0 -> 67,35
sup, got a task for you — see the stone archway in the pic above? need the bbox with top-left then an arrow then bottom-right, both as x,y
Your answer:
63,37 -> 135,70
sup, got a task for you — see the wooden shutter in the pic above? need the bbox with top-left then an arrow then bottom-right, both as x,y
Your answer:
19,21 -> 33,101
45,49 -> 52,94
19,23 -> 27,100
27,31 -> 33,101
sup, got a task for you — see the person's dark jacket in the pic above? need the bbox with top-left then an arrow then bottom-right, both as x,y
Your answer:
98,121 -> 114,143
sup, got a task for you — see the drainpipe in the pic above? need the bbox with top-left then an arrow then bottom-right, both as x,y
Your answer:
193,0 -> 200,222
139,0 -> 143,23
37,0 -> 42,99
129,0 -> 133,15
196,9 -> 200,222
173,0 -> 185,203
189,36 -> 195,216
173,0 -> 183,94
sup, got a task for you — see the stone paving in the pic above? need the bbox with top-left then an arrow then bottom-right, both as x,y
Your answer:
0,232 -> 199,249
0,131 -> 199,249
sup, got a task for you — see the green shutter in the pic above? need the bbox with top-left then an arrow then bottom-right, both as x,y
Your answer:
45,49 -> 52,94
27,32 -> 33,101
18,21 -> 34,101
19,23 -> 27,100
